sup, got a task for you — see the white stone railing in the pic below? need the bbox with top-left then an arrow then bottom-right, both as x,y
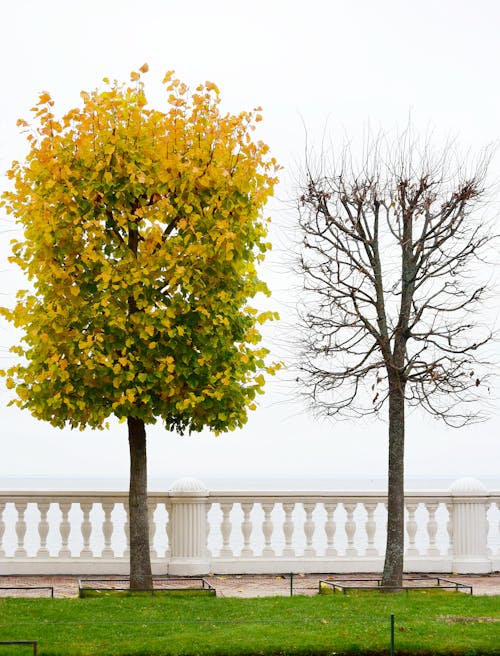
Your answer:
0,478 -> 498,575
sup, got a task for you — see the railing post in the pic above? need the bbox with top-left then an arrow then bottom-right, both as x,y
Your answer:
168,478 -> 210,575
449,478 -> 491,573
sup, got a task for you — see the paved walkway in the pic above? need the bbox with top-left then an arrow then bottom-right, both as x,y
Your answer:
0,573 -> 498,598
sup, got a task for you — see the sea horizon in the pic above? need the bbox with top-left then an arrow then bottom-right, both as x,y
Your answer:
1,474 -> 499,492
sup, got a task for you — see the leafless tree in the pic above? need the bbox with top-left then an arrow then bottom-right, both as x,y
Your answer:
296,133 -> 496,586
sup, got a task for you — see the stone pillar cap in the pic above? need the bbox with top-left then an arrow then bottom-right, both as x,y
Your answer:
449,477 -> 487,495
169,477 -> 209,497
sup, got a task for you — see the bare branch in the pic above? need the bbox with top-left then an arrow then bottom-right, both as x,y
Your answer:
296,132 -> 496,424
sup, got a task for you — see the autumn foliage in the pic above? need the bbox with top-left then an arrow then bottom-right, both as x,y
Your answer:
2,68 -> 280,435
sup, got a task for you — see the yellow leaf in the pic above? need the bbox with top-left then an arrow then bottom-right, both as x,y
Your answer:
205,81 -> 219,94
139,63 -> 149,74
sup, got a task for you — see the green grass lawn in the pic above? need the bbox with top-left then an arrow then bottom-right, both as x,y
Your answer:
0,590 -> 498,656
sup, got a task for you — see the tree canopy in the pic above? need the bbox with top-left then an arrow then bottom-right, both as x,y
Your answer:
2,67 -> 280,435
297,140 -> 494,425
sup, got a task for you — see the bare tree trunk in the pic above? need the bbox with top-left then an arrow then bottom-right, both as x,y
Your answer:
128,416 -> 153,589
382,377 -> 405,587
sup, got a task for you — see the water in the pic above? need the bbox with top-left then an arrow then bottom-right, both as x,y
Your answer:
3,475 -> 498,491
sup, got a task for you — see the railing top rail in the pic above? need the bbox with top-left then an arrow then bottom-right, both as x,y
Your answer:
0,489 -> 498,502
0,490 -> 129,500
208,490 -> 499,502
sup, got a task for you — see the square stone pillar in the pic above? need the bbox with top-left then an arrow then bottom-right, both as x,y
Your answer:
168,478 -> 210,575
449,478 -> 491,574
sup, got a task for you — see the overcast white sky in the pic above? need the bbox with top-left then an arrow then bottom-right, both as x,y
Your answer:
1,0 -> 499,488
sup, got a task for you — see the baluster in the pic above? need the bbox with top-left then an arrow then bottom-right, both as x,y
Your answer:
324,502 -> 337,556
165,502 -> 171,559
58,502 -> 71,557
205,502 -> 211,558
14,502 -> 28,557
405,502 -> 419,556
37,502 -> 50,557
446,502 -> 454,556
80,502 -> 93,557
303,502 -> 316,556
282,502 -> 295,557
364,502 -> 378,556
123,502 -> 130,558
426,502 -> 439,556
486,507 -> 491,557
241,502 -> 254,557
497,502 -> 500,558
344,503 -> 358,557
148,503 -> 157,558
261,502 -> 275,556
101,502 -> 115,558
220,502 -> 233,557
0,502 -> 5,557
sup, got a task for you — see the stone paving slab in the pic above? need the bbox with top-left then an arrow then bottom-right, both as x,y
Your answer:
0,573 -> 498,598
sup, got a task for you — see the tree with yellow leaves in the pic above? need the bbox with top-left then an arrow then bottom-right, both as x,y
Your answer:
1,66 -> 279,587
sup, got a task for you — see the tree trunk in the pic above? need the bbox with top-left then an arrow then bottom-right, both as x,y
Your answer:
128,416 -> 153,589
381,378 -> 405,587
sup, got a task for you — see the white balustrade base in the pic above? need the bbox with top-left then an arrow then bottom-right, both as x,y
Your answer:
4,555 -> 493,576
451,558 -> 494,574
169,557 -> 211,576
